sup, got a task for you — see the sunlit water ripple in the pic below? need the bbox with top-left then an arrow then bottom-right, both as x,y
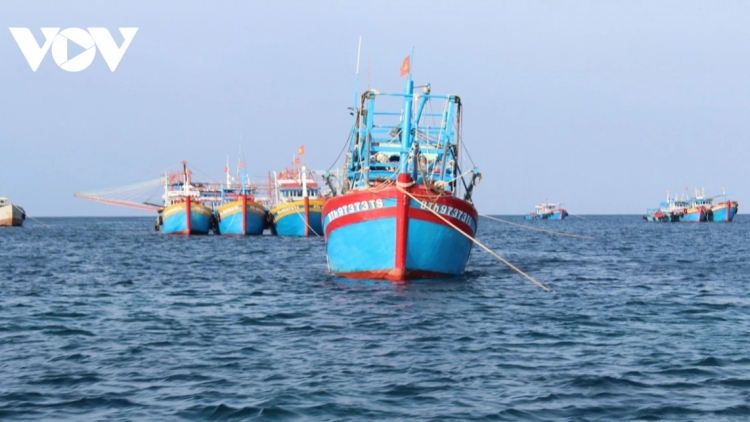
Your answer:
2,215 -> 750,421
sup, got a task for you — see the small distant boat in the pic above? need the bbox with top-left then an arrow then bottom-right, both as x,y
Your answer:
687,188 -> 738,222
524,200 -> 568,220
322,56 -> 481,281
155,162 -> 214,235
643,193 -> 686,222
0,197 -> 25,227
214,160 -> 267,235
681,194 -> 708,222
268,158 -> 325,237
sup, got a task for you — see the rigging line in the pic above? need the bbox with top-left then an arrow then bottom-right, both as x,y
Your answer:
480,214 -> 594,240
329,130 -> 352,172
13,204 -> 49,227
186,163 -> 221,184
78,178 -> 163,196
396,187 -> 549,291
291,201 -> 321,236
569,214 -> 587,220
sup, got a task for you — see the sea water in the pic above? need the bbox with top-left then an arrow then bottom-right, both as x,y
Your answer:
1,216 -> 749,420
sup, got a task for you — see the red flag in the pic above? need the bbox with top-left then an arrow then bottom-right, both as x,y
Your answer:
298,145 -> 305,155
295,157 -> 300,164
400,55 -> 410,77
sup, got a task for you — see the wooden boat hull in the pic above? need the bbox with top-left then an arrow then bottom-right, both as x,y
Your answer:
269,198 -> 324,236
216,198 -> 267,235
158,201 -> 213,235
323,184 -> 477,281
0,204 -> 25,227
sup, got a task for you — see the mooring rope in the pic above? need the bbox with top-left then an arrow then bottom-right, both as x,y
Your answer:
396,187 -> 549,291
480,214 -> 594,240
291,200 -> 321,237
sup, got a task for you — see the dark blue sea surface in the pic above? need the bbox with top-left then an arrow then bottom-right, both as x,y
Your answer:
2,215 -> 750,421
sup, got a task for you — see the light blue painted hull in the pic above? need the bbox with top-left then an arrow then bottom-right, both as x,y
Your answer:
161,209 -> 212,234
217,210 -> 266,235
272,210 -> 323,236
269,199 -> 324,237
680,210 -> 705,222
524,210 -> 568,220
709,205 -> 738,222
323,191 -> 478,280
326,216 -> 473,277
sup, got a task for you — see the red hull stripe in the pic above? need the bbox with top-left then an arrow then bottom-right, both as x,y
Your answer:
333,268 -> 454,282
409,208 -> 475,236
323,206 -> 474,237
323,186 -> 478,237
325,207 -> 395,236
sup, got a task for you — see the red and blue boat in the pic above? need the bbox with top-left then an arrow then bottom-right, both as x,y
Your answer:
643,189 -> 738,223
709,198 -> 739,222
215,160 -> 267,235
268,160 -> 326,237
156,162 -> 215,235
689,188 -> 739,222
154,161 -> 218,235
322,56 -> 481,281
524,200 -> 568,220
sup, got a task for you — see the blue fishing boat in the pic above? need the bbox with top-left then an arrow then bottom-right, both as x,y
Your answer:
214,160 -> 267,235
681,196 -> 708,222
524,200 -> 568,220
643,192 -> 685,222
643,188 -> 738,223
322,54 -> 481,281
709,198 -> 739,222
689,188 -> 739,222
155,162 -> 214,235
268,159 -> 325,237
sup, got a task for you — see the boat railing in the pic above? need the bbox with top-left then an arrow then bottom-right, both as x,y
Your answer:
347,82 -> 469,196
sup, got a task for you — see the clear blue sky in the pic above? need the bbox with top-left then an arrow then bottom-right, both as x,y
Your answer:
1,1 -> 748,216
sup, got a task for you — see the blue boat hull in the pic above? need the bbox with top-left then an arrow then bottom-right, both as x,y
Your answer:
709,204 -> 738,222
159,202 -> 213,235
216,199 -> 267,235
680,209 -> 706,222
323,185 -> 478,281
524,210 -> 567,220
269,198 -> 325,236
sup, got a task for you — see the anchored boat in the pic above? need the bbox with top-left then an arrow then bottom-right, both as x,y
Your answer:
643,189 -> 738,223
709,198 -> 739,222
214,160 -> 268,235
0,197 -> 25,227
524,200 -> 568,220
686,188 -> 738,222
322,55 -> 481,281
268,158 -> 325,236
155,162 -> 216,235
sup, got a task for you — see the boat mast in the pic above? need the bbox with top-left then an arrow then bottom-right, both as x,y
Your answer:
273,171 -> 279,204
400,47 -> 414,176
302,165 -> 308,198
182,161 -> 189,197
225,155 -> 230,187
